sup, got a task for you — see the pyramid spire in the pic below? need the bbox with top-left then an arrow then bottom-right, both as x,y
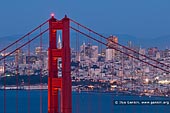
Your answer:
57,34 -> 62,49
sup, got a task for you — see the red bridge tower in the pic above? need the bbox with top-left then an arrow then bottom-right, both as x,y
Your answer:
48,15 -> 72,113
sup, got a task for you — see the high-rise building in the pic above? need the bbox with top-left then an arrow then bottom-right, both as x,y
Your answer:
26,56 -> 38,64
15,49 -> 24,64
139,47 -> 146,60
147,47 -> 158,57
105,49 -> 115,61
80,42 -> 87,60
57,34 -> 62,49
126,41 -> 133,58
107,35 -> 118,50
128,41 -> 132,48
75,52 -> 80,62
91,45 -> 98,62
156,52 -> 161,59
0,66 -> 4,74
105,35 -> 118,61
35,47 -> 42,55
80,42 -> 98,62
163,49 -> 170,58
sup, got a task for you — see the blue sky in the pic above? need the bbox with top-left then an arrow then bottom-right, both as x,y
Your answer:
0,0 -> 170,39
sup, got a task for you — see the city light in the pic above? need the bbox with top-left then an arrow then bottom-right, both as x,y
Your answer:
155,76 -> 159,80
145,78 -> 149,83
159,80 -> 170,84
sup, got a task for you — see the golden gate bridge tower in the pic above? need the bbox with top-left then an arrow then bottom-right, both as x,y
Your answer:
48,15 -> 72,113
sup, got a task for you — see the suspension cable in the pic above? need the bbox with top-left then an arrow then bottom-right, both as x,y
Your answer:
75,24 -> 80,113
70,19 -> 170,69
0,19 -> 49,54
27,34 -> 31,113
39,27 -> 43,113
0,29 -> 49,62
3,51 -> 6,113
98,36 -> 102,113
87,30 -> 92,113
70,26 -> 170,74
16,43 -> 19,113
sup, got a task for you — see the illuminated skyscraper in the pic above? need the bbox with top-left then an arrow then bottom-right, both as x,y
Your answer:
107,35 -> 118,50
105,49 -> 115,61
91,45 -> 98,62
0,66 -> 4,74
80,42 -> 87,60
105,35 -> 118,61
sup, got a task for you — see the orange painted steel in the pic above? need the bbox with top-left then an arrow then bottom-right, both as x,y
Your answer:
48,15 -> 72,113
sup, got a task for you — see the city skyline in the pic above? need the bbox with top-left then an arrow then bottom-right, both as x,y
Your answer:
1,35 -> 170,97
0,1 -> 170,113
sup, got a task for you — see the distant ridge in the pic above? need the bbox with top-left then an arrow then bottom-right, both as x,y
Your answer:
1,34 -> 170,50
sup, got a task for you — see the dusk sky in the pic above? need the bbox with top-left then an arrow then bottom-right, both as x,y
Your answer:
0,0 -> 170,39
